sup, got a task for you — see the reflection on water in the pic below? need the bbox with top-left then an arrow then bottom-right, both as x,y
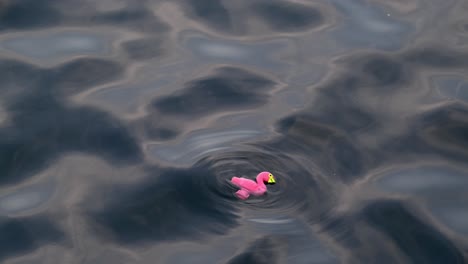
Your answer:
0,181 -> 54,215
146,130 -> 262,166
376,165 -> 468,236
246,216 -> 338,264
433,75 -> 468,102
1,0 -> 468,263
183,32 -> 289,70
330,0 -> 411,49
0,30 -> 111,61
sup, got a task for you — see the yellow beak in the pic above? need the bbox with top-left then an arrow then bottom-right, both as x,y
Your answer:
268,175 -> 276,184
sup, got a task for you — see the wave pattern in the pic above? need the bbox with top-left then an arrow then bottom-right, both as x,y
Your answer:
0,0 -> 467,263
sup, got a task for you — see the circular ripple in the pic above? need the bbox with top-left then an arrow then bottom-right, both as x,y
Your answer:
192,143 -> 333,218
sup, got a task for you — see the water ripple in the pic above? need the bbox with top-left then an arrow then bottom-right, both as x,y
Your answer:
1,0 -> 468,263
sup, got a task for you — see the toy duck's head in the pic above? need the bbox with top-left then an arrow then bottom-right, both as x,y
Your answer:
259,171 -> 276,184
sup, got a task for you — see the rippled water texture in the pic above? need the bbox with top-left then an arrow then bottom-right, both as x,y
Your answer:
1,0 -> 468,263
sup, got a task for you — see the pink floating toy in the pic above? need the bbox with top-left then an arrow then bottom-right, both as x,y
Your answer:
230,171 -> 276,200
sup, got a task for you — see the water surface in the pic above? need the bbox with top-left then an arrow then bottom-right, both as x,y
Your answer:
1,0 -> 468,263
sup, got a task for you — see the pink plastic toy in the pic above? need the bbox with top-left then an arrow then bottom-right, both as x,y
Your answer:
230,171 -> 276,200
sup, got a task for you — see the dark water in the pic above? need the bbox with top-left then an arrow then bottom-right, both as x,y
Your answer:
1,0 -> 468,263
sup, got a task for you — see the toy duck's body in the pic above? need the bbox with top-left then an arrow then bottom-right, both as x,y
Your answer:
230,171 -> 276,200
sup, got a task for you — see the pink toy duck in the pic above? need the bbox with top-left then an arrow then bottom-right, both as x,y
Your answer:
231,171 -> 276,200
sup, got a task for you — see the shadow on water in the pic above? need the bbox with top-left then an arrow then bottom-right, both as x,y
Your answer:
88,167 -> 239,245
151,67 -> 274,117
226,236 -> 281,264
0,0 -> 468,263
0,216 -> 65,261
0,59 -> 142,186
364,200 -> 464,263
180,0 -> 327,35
